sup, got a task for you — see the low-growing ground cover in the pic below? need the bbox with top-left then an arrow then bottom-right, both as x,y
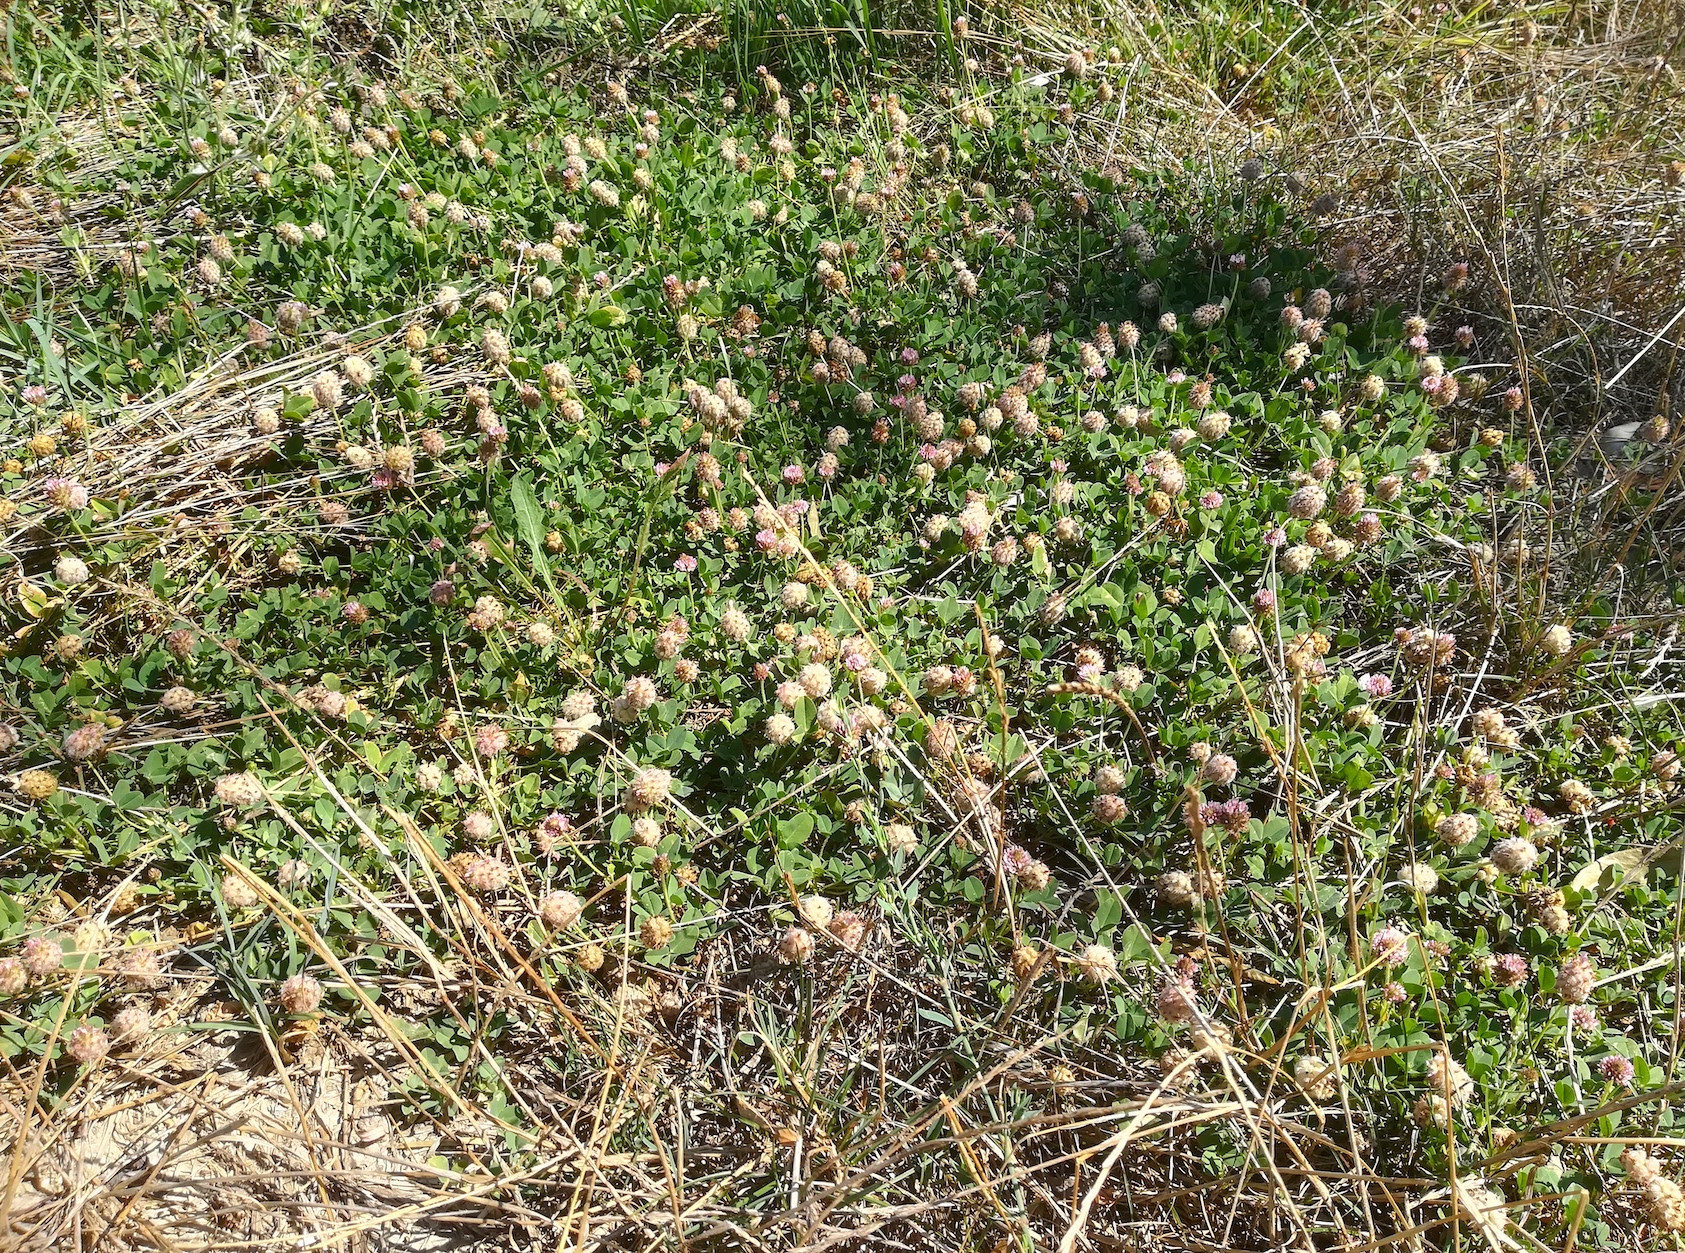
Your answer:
2,1 -> 1685,1248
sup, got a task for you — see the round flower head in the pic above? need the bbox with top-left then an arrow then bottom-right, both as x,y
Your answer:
1196,410 -> 1232,441
474,723 -> 510,758
43,477 -> 90,512
1625,1147 -> 1664,1187
342,355 -> 374,389
1371,926 -> 1410,966
1400,862 -> 1439,893
462,855 -> 509,894
1436,812 -> 1479,847
1426,1051 -> 1474,1106
61,722 -> 106,763
1489,837 -> 1538,876
310,370 -> 344,411
720,604 -> 752,642
1077,943 -> 1119,984
119,947 -> 162,989
0,959 -> 25,996
1226,624 -> 1259,656
799,663 -> 832,699
279,972 -> 323,1014
614,675 -> 659,722
1156,978 -> 1198,1022
1557,953 -> 1595,1004
1287,483 -> 1326,520
1093,764 -> 1126,795
67,1024 -> 110,1066
1294,1054 -> 1339,1101
796,895 -> 834,930
537,890 -> 583,931
1493,953 -> 1529,986
627,766 -> 672,811
1201,754 -> 1238,787
214,771 -> 264,807
221,872 -> 260,909
1559,778 -> 1594,814
1091,793 -> 1127,824
778,926 -> 814,964
829,911 -> 867,952
1540,624 -> 1572,657
1599,1055 -> 1634,1087
111,1006 -> 150,1044
639,914 -> 673,949
1157,871 -> 1197,910
21,935 -> 64,977
54,555 -> 90,586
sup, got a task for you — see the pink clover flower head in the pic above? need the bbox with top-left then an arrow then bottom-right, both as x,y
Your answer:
1599,1056 -> 1635,1086
1372,926 -> 1410,966
1358,673 -> 1394,698
43,477 -> 90,511
1494,953 -> 1529,986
